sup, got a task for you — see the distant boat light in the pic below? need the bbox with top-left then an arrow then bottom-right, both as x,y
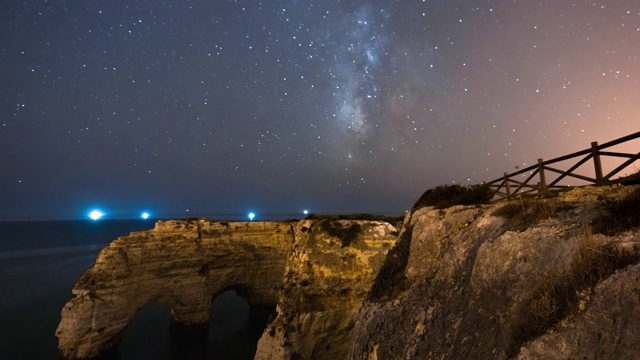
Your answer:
89,210 -> 105,221
248,212 -> 255,221
141,212 -> 150,220
303,210 -> 309,215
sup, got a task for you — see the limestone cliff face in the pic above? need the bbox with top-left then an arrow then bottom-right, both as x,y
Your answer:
56,220 -> 293,359
56,218 -> 398,360
255,220 -> 398,359
348,185 -> 640,360
57,186 -> 640,360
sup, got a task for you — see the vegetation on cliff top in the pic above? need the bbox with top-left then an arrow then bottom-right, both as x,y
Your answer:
591,186 -> 640,235
508,232 -> 640,357
304,214 -> 403,248
491,185 -> 640,235
305,213 -> 404,224
318,220 -> 363,248
412,183 -> 494,211
492,197 -> 574,232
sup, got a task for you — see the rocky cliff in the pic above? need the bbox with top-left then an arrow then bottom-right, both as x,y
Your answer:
57,185 -> 640,360
348,185 -> 640,359
56,220 -> 294,359
56,218 -> 398,359
254,219 -> 398,359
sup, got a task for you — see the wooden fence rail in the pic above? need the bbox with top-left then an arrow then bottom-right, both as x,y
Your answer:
486,131 -> 640,199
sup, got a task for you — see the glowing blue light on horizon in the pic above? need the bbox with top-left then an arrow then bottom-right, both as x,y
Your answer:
248,212 -> 255,221
303,210 -> 309,215
89,209 -> 105,221
141,212 -> 150,220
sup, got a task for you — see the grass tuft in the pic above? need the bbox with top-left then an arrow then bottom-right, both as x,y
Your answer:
508,231 -> 640,356
591,186 -> 640,235
492,197 -> 573,232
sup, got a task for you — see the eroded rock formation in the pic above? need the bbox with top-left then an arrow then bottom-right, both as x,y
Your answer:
57,185 -> 640,360
254,220 -> 398,359
57,218 -> 398,359
56,220 -> 294,359
348,185 -> 640,360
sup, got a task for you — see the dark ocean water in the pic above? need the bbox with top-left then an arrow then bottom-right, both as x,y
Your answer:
0,220 -> 274,360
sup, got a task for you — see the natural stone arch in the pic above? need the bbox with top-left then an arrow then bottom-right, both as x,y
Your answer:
100,291 -> 268,359
208,290 -> 251,338
56,220 -> 293,359
116,302 -> 173,358
207,288 -> 274,344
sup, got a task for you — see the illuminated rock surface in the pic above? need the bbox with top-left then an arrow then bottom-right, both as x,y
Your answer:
56,220 -> 294,359
57,186 -> 640,360
254,220 -> 398,359
56,218 -> 398,359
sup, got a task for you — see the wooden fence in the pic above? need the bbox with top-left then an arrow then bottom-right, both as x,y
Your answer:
486,131 -> 640,199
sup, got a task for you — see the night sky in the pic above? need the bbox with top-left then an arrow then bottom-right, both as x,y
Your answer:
2,1 -> 639,221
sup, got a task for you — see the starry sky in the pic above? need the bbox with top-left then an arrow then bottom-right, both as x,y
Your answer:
2,1 -> 639,220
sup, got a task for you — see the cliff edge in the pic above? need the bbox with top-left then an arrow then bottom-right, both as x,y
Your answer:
255,219 -> 398,359
56,218 -> 398,359
349,185 -> 640,359
57,185 -> 640,359
56,220 -> 294,359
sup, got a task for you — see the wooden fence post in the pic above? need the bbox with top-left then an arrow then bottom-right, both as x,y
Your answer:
504,172 -> 511,199
591,141 -> 604,185
538,158 -> 547,195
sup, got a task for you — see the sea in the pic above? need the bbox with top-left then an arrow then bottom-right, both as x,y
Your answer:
0,218 -> 281,360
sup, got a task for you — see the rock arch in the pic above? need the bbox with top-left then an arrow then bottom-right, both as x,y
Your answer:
117,302 -> 173,358
56,220 -> 293,359
207,289 -> 273,342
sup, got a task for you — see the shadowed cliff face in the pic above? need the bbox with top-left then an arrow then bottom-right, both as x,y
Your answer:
56,220 -> 294,359
348,185 -> 640,360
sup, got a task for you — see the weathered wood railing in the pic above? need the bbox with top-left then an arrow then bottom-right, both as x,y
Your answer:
487,131 -> 640,199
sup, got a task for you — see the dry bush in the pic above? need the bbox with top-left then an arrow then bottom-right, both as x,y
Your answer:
591,186 -> 640,235
492,197 -> 573,232
305,213 -> 404,224
507,233 -> 640,356
412,183 -> 494,211
318,220 -> 363,248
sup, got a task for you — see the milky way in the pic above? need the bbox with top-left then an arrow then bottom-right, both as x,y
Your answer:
1,1 -> 639,220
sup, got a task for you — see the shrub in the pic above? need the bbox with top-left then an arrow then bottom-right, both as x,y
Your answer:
305,213 -> 338,221
412,183 -> 494,211
368,226 -> 413,303
616,167 -> 640,185
319,220 -> 363,248
591,186 -> 640,235
492,197 -> 573,232
508,234 -> 640,356
305,213 -> 404,224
